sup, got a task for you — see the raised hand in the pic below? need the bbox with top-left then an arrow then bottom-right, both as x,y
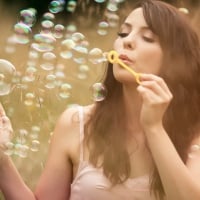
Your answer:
137,74 -> 173,132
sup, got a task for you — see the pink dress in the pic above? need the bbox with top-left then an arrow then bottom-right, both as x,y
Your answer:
69,106 -> 156,200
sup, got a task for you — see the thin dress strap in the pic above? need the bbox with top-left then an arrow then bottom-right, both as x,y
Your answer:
78,106 -> 84,161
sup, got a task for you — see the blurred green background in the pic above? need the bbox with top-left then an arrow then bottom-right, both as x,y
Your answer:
0,0 -> 199,199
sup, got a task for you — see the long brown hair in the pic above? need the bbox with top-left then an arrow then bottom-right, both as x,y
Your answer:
85,0 -> 200,199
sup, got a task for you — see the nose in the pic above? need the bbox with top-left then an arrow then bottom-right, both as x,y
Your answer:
123,34 -> 136,50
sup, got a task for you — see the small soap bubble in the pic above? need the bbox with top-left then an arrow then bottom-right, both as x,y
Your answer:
29,126 -> 40,140
30,140 -> 40,152
0,59 -> 16,96
43,12 -> 55,21
106,12 -> 120,27
32,33 -> 56,52
53,24 -> 65,38
77,64 -> 89,80
20,8 -> 37,27
65,23 -> 77,37
14,22 -> 32,44
4,46 -> 16,54
49,0 -> 64,13
4,142 -> 14,156
60,39 -> 76,59
28,50 -> 40,60
34,33 -> 56,44
107,2 -> 118,12
91,82 -> 107,102
115,0 -> 125,2
14,143 -> 23,156
88,48 -> 105,64
19,129 -> 28,137
43,52 -> 56,61
24,92 -> 35,106
66,0 -> 77,12
94,0 -> 106,2
72,45 -> 88,64
18,145 -> 29,158
97,21 -> 109,36
23,66 -> 37,82
40,52 -> 56,71
31,126 -> 40,133
41,20 -> 54,34
71,32 -> 85,43
59,83 -> 72,99
45,74 -> 57,89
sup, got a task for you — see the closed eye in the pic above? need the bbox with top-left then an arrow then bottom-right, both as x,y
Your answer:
117,32 -> 129,38
142,36 -> 155,43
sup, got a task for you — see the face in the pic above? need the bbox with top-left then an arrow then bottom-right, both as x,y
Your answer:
113,8 -> 163,83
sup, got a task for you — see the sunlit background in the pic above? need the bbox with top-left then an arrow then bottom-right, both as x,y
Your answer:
0,0 -> 199,198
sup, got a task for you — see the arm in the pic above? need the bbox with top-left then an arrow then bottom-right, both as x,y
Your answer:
0,154 -> 35,200
137,74 -> 200,200
34,107 -> 77,200
0,104 -> 77,200
0,103 -> 35,200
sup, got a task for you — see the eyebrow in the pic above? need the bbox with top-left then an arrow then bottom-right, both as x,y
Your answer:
121,22 -> 151,31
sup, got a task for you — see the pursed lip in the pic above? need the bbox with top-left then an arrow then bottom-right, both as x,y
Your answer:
119,54 -> 134,64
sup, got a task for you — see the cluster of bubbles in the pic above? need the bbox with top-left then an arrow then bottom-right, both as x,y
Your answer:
1,0 -> 191,158
4,126 -> 40,158
0,0 -> 126,157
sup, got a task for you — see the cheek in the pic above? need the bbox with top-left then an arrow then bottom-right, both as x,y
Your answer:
139,47 -> 163,74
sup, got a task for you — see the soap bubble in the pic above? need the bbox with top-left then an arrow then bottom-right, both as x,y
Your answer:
59,83 -> 72,99
88,48 -> 105,64
32,33 -> 56,52
40,52 -> 56,71
77,64 -> 89,80
97,21 -> 109,36
41,20 -> 54,34
45,74 -> 57,89
66,0 -> 77,13
107,1 -> 118,12
60,39 -> 76,59
43,12 -> 55,21
49,0 -> 65,13
18,144 -> 29,158
4,142 -> 15,156
53,24 -> 65,38
0,59 -> 16,96
20,8 -> 37,27
30,140 -> 40,152
14,22 -> 32,44
94,0 -> 106,3
24,92 -> 35,106
72,45 -> 88,64
91,82 -> 107,102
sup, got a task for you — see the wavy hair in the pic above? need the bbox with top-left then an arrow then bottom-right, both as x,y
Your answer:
85,0 -> 200,199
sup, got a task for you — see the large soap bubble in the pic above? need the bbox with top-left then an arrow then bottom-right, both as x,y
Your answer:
0,59 -> 16,96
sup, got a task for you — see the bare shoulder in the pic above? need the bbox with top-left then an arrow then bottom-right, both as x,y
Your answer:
50,104 -> 95,159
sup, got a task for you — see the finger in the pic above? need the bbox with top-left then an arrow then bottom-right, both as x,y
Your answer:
139,73 -> 171,95
137,85 -> 171,104
139,80 -> 172,101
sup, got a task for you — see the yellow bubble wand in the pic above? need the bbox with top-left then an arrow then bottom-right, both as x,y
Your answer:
107,50 -> 141,84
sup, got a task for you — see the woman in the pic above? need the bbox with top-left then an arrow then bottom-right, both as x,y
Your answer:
1,0 -> 200,199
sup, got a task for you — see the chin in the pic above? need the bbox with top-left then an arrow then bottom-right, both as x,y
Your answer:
113,71 -> 137,85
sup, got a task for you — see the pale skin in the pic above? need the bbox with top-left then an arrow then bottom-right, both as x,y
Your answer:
0,7 -> 200,200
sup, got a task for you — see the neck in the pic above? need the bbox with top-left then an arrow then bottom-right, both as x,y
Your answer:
122,84 -> 143,136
